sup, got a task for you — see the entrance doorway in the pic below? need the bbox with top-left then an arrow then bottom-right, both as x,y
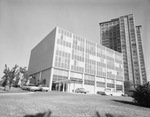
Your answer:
52,81 -> 67,92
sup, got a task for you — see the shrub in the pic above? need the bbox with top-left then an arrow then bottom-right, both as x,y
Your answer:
131,82 -> 150,107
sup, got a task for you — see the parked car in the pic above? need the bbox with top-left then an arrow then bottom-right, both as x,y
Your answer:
21,84 -> 35,90
41,87 -> 49,92
97,88 -> 124,96
97,91 -> 106,95
22,84 -> 40,91
29,86 -> 41,91
75,88 -> 89,94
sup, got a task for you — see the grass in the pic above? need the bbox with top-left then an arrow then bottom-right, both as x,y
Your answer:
0,91 -> 150,117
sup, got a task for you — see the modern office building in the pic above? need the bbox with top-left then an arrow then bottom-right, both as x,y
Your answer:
99,14 -> 147,87
28,27 -> 124,94
135,25 -> 147,84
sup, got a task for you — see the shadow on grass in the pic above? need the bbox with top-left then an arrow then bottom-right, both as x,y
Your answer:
24,110 -> 124,117
111,99 -> 140,107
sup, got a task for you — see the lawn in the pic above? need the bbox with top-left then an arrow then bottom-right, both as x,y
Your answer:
0,91 -> 150,117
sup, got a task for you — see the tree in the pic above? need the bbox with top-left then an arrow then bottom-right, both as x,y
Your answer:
1,64 -> 10,90
8,64 -> 18,89
19,67 -> 29,88
1,64 -> 28,90
131,82 -> 150,107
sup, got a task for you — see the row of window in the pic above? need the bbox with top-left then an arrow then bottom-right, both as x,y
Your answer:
107,64 -> 114,70
85,64 -> 96,75
96,82 -> 105,87
107,83 -> 114,88
73,40 -> 84,47
107,56 -> 114,61
85,58 -> 96,65
71,65 -> 84,73
57,38 -> 71,48
86,48 -> 96,56
53,75 -> 68,82
53,69 -> 68,76
115,67 -> 123,72
56,49 -> 70,58
72,54 -> 84,62
107,72 -> 115,79
116,75 -> 123,80
115,59 -> 122,64
97,44 -> 105,50
97,52 -> 105,58
73,35 -> 84,42
84,79 -> 95,86
86,40 -> 96,46
97,61 -> 106,67
72,44 -> 84,52
70,77 -> 82,84
55,62 -> 70,70
55,56 -> 70,64
97,71 -> 106,77
58,28 -> 72,38
52,70 -> 123,89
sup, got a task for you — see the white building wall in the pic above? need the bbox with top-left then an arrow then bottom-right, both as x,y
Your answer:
28,28 -> 56,75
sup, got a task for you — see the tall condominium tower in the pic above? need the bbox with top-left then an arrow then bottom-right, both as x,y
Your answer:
99,14 -> 147,87
135,25 -> 147,84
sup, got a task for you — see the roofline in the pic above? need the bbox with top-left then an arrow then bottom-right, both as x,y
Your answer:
99,18 -> 119,25
99,14 -> 133,25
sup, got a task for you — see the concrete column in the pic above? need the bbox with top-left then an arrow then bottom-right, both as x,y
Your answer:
55,84 -> 57,91
63,82 -> 65,92
94,75 -> 96,94
122,81 -> 125,94
105,77 -> 107,89
58,83 -> 60,91
68,71 -> 70,92
82,73 -> 85,88
114,79 -> 116,92
73,81 -> 75,93
49,68 -> 54,91
39,72 -> 42,81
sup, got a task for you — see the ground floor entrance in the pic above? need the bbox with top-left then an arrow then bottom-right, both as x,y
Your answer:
52,82 -> 67,91
51,79 -> 83,93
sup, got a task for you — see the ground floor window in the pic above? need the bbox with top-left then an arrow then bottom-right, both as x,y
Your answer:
116,84 -> 122,91
53,75 -> 68,81
52,81 -> 67,91
70,77 -> 82,84
96,81 -> 105,87
107,83 -> 114,88
84,79 -> 94,86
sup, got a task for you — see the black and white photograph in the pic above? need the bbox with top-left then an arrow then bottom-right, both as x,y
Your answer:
0,0 -> 150,117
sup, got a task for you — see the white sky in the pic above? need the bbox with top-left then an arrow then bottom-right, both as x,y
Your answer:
0,0 -> 150,80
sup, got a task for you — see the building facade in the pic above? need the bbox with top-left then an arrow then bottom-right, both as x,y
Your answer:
28,27 -> 124,94
99,14 -> 147,87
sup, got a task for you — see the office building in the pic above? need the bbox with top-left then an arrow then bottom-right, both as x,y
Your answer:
28,27 -> 124,94
99,14 -> 147,87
